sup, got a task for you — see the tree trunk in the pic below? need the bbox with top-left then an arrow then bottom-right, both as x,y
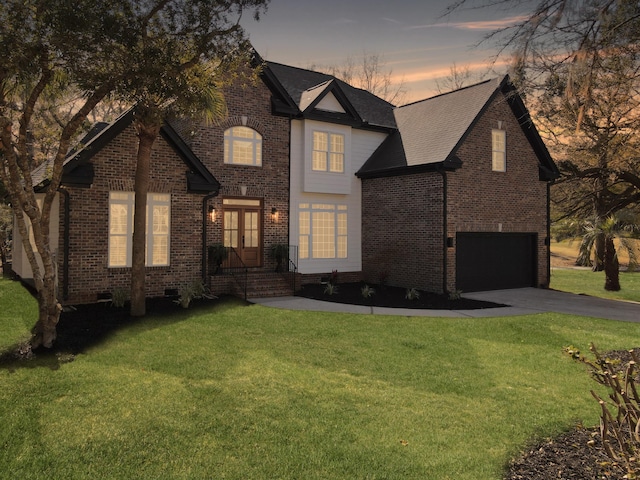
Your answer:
0,246 -> 7,272
130,121 -> 160,317
592,233 -> 605,271
31,274 -> 62,349
603,235 -> 620,291
29,221 -> 63,348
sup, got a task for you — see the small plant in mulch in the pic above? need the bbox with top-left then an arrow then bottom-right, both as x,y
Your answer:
175,280 -> 216,309
405,288 -> 420,301
323,283 -> 338,296
361,284 -> 375,299
110,287 -> 128,308
448,289 -> 463,301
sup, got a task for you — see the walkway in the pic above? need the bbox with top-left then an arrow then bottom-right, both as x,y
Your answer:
250,287 -> 640,323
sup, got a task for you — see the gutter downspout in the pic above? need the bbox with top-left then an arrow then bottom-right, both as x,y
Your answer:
58,188 -> 70,301
437,166 -> 448,295
202,193 -> 218,284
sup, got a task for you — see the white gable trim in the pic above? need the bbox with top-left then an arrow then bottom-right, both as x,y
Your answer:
315,92 -> 346,113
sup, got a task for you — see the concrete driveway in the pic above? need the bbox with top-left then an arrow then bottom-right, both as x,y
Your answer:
463,287 -> 640,322
251,288 -> 640,322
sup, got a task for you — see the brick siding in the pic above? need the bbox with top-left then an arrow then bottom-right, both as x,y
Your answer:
362,173 -> 444,292
59,78 -> 290,304
362,92 -> 550,294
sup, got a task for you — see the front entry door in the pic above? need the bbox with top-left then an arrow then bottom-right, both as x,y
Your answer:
222,198 -> 262,267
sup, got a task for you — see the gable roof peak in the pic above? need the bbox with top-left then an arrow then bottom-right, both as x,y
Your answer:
264,60 -> 397,129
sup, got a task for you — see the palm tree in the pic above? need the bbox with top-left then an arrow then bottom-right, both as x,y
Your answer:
578,214 -> 639,291
108,0 -> 268,316
128,74 -> 229,316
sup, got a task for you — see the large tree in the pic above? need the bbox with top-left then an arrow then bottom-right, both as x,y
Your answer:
0,0 -> 130,348
0,0 -> 268,347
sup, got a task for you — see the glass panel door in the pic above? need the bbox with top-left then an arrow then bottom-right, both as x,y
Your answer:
221,200 -> 262,267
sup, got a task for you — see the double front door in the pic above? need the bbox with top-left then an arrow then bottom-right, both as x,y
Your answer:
222,198 -> 262,267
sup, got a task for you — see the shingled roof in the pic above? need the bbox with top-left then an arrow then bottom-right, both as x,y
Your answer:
357,75 -> 559,180
264,61 -> 397,130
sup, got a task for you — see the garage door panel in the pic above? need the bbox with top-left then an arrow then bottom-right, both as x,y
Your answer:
456,233 -> 536,292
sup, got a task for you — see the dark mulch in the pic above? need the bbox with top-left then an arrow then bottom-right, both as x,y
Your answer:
504,348 -> 640,480
297,282 -> 506,310
505,425 -> 619,479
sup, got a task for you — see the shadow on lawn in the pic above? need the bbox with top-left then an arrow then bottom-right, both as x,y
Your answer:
0,295 -> 243,371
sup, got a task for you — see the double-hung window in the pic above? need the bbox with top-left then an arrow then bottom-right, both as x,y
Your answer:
108,192 -> 171,267
492,129 -> 506,172
312,131 -> 344,173
224,126 -> 262,166
299,203 -> 347,259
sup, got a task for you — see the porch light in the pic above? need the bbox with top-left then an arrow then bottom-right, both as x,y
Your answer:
271,207 -> 278,222
240,185 -> 247,196
208,205 -> 216,222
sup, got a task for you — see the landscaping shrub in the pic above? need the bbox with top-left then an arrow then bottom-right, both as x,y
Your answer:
565,344 -> 640,478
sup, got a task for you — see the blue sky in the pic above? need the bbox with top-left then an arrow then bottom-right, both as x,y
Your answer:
243,0 -> 529,103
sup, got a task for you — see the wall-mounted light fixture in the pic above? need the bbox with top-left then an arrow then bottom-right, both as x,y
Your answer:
497,120 -> 504,129
271,206 -> 278,222
208,205 -> 216,222
240,185 -> 247,196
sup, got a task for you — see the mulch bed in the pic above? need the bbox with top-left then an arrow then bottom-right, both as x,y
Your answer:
297,282 -> 505,310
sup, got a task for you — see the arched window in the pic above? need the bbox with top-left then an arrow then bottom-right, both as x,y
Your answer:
224,126 -> 262,166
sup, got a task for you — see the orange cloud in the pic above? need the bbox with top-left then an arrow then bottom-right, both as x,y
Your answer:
407,16 -> 528,31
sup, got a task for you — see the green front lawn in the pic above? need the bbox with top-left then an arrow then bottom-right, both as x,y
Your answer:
2,277 -> 639,479
551,268 -> 640,302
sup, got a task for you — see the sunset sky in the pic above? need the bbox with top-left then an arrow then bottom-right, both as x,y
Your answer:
243,0 -> 531,104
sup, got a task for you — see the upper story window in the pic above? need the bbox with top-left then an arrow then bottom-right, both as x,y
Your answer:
312,131 -> 344,173
224,126 -> 262,166
492,129 -> 506,172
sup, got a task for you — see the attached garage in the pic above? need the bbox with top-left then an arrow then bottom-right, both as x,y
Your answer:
456,233 -> 537,292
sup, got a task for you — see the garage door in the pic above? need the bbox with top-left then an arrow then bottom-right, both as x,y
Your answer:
456,233 -> 537,292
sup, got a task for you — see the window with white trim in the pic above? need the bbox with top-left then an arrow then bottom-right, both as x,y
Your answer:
312,131 -> 344,172
108,192 -> 171,267
492,129 -> 506,172
224,126 -> 262,166
298,203 -> 347,259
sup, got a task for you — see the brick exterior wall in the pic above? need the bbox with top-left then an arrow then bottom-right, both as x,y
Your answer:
446,93 -> 550,292
59,78 -> 290,304
361,91 -> 550,294
60,125 -> 207,304
362,173 -> 445,292
186,81 -> 291,273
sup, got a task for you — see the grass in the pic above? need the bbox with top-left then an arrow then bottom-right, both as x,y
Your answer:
0,275 -> 37,351
2,276 -> 640,479
551,268 -> 640,302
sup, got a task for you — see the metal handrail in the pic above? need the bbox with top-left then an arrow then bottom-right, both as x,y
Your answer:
284,245 -> 298,293
225,247 -> 248,300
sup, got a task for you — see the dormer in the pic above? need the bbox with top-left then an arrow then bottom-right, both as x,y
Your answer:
298,80 -> 362,125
